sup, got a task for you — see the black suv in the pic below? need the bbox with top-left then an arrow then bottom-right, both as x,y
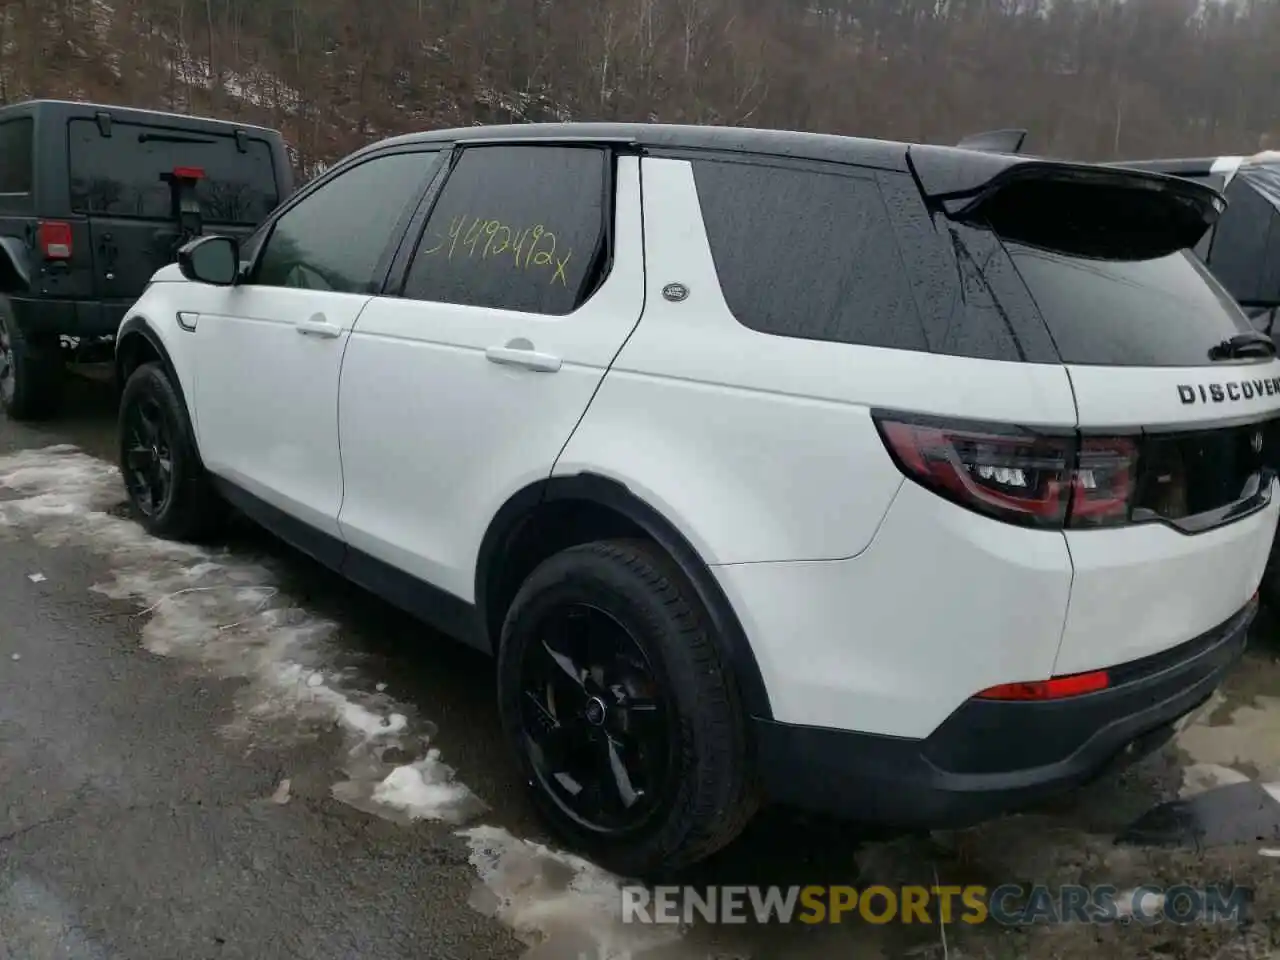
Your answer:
0,99 -> 292,419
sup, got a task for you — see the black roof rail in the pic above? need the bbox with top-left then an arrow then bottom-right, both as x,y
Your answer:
956,129 -> 1027,155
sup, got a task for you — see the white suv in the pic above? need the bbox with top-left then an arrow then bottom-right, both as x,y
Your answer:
113,123 -> 1280,876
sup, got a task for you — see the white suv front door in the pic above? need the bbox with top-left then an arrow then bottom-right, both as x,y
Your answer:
336,145 -> 645,602
190,149 -> 446,540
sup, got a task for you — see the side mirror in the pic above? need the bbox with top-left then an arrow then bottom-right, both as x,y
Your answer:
177,234 -> 240,286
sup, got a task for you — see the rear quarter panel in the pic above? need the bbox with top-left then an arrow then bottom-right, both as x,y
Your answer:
555,155 -> 1079,564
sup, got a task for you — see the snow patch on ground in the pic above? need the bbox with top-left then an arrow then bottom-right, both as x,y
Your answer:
462,826 -> 686,960
0,444 -> 481,826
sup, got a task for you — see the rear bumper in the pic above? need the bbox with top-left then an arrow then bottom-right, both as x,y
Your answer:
9,297 -> 129,339
754,597 -> 1255,828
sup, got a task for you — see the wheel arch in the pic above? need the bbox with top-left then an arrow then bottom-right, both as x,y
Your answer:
0,238 -> 31,294
115,317 -> 201,459
475,473 -> 774,720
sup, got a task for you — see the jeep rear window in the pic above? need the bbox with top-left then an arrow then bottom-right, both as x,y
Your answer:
1007,243 -> 1254,367
67,119 -> 278,224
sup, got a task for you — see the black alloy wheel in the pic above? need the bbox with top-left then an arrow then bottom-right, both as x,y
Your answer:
498,539 -> 760,877
121,391 -> 176,518
518,601 -> 677,836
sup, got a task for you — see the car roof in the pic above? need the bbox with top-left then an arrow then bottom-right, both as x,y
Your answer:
360,121 -> 925,170
0,98 -> 281,136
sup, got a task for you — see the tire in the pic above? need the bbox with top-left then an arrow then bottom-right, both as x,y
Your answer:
497,538 -> 759,877
0,297 -> 64,421
1258,542 -> 1280,619
117,361 -> 224,541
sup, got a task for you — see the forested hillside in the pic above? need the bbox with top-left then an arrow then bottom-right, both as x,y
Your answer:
1,0 -> 1277,176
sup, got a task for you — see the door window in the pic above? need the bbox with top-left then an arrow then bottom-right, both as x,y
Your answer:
254,151 -> 442,295
401,145 -> 609,316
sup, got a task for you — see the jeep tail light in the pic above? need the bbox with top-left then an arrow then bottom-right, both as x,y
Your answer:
38,220 -> 73,260
872,413 -> 1137,530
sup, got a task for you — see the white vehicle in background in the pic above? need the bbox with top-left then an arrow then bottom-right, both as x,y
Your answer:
113,122 -> 1277,875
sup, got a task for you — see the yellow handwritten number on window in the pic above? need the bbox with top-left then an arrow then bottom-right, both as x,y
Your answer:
420,213 -> 573,286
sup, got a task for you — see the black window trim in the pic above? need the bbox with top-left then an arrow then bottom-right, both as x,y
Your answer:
380,143 -> 458,296
388,141 -> 619,317
243,144 -> 446,292
647,144 -> 897,178
0,116 -> 34,196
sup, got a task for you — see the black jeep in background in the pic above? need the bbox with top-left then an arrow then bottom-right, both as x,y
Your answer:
0,99 -> 292,419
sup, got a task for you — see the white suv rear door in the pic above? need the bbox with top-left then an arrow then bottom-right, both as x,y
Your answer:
335,144 -> 644,603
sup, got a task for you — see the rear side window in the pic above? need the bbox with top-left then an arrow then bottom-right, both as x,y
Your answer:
68,119 -> 279,224
0,117 -> 33,194
691,158 -> 925,351
1008,244 -> 1252,367
402,145 -> 609,316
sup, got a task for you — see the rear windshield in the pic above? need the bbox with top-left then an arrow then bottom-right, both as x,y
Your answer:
1008,243 -> 1254,367
68,119 -> 279,225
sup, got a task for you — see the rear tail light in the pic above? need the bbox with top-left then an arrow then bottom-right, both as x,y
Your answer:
873,412 -> 1137,530
37,220 -> 73,260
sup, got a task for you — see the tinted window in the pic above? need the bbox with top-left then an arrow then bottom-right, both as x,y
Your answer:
403,146 -> 608,315
255,151 -> 441,295
0,118 -> 33,194
1008,244 -> 1252,367
692,158 -> 923,351
877,171 -> 1060,363
68,119 -> 279,224
1205,178 -> 1279,304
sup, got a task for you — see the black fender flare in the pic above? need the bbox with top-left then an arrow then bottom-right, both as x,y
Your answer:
0,236 -> 31,292
476,473 -> 775,720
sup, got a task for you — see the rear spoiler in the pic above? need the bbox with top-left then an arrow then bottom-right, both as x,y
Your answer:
955,129 -> 1028,155
909,146 -> 1228,259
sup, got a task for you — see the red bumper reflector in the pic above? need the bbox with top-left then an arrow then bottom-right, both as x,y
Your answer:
172,166 -> 205,180
976,669 -> 1110,701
